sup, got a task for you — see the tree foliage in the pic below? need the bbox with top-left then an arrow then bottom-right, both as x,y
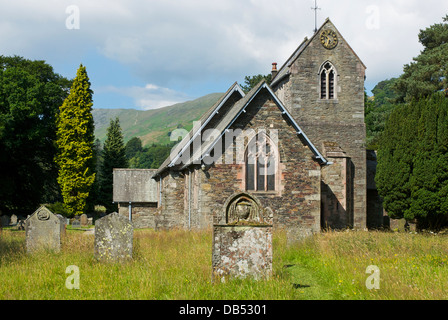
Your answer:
394,15 -> 448,102
55,65 -> 95,217
376,93 -> 448,230
365,78 -> 399,149
0,56 -> 71,214
98,117 -> 128,212
240,74 -> 272,93
126,138 -> 174,169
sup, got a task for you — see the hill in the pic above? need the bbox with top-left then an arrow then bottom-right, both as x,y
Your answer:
92,92 -> 223,146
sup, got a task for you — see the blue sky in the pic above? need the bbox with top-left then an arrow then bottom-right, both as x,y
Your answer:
1,0 -> 448,110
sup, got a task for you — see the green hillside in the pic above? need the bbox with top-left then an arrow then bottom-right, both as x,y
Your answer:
93,92 -> 223,146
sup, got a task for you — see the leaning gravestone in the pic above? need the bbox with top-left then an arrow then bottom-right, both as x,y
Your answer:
212,192 -> 273,282
25,206 -> 61,253
94,212 -> 133,263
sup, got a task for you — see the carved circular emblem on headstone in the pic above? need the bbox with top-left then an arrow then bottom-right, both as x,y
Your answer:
235,200 -> 252,220
227,195 -> 261,225
37,209 -> 50,221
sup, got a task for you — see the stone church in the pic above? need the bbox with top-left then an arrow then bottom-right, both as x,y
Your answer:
113,18 -> 384,239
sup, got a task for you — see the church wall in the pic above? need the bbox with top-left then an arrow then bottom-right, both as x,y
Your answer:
272,24 -> 367,229
117,202 -> 158,229
194,90 -> 322,240
321,155 -> 352,229
156,171 -> 187,229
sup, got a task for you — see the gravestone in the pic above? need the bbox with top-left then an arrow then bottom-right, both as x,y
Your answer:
94,212 -> 133,263
56,214 -> 67,238
10,214 -> 18,225
1,215 -> 10,227
71,219 -> 81,228
212,192 -> 273,282
25,206 -> 61,253
80,214 -> 88,226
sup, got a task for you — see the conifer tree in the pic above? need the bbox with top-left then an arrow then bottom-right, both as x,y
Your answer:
376,93 -> 448,230
55,65 -> 95,217
98,117 -> 128,212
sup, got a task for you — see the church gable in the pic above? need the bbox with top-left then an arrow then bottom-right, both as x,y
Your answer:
182,80 -> 327,170
191,81 -> 324,235
272,18 -> 366,125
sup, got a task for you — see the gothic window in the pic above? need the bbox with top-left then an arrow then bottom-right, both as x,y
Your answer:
245,134 -> 277,192
320,62 -> 337,100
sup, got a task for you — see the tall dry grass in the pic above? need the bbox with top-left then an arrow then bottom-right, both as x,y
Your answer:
1,227 -> 447,299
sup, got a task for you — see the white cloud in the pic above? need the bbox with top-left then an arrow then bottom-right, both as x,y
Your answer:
1,0 -> 448,98
98,84 -> 192,110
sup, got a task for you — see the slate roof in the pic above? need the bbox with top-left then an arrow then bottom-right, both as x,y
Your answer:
153,80 -> 328,178
153,82 -> 245,177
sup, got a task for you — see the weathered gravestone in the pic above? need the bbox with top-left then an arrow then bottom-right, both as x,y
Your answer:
212,192 -> 273,282
80,214 -> 88,226
94,212 -> 133,262
71,218 -> 81,228
56,214 -> 67,238
10,214 -> 18,225
25,206 -> 61,253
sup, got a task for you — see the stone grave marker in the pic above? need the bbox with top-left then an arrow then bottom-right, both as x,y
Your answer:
1,215 -> 10,227
25,206 -> 61,253
212,192 -> 273,282
80,214 -> 88,226
71,219 -> 81,228
10,214 -> 18,225
56,214 -> 67,238
94,212 -> 133,263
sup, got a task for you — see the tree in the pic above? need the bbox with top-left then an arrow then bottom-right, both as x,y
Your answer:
376,93 -> 448,230
365,78 -> 399,149
98,117 -> 128,212
55,65 -> 95,217
240,74 -> 272,93
394,15 -> 448,102
125,136 -> 143,160
0,56 -> 71,214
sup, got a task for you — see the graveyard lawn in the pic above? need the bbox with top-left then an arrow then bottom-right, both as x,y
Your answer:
0,228 -> 448,300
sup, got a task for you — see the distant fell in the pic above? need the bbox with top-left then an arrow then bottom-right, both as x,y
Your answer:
93,92 -> 223,146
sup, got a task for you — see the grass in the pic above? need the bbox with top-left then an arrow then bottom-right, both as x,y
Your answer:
0,227 -> 447,300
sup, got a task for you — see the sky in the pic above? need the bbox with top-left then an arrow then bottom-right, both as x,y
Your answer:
1,0 -> 447,110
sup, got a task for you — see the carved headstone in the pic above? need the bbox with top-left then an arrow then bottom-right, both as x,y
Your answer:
25,206 -> 61,253
94,212 -> 133,262
212,192 -> 273,282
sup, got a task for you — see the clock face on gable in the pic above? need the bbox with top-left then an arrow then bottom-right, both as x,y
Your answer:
320,29 -> 338,49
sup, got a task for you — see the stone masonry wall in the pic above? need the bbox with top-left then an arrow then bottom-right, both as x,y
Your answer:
191,89 -> 322,239
273,21 -> 367,229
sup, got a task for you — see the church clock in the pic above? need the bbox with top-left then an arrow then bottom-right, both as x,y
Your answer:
320,29 -> 338,49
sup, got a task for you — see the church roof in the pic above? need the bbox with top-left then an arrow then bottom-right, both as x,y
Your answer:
153,80 -> 328,178
153,82 -> 245,177
271,18 -> 366,87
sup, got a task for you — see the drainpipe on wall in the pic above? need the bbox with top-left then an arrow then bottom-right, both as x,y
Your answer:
128,201 -> 132,221
159,179 -> 162,207
188,169 -> 192,230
